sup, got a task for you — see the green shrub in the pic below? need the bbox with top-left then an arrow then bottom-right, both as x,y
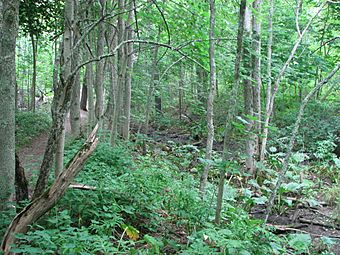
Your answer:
15,111 -> 51,148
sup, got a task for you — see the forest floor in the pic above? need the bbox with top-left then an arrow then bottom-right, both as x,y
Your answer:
17,115 -> 340,254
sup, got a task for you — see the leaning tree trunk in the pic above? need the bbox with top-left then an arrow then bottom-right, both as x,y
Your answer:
199,0 -> 217,195
265,63 -> 339,222
0,0 -> 19,211
215,0 -> 247,225
1,125 -> 99,254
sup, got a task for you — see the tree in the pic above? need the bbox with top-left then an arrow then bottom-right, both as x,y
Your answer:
215,0 -> 247,224
0,0 -> 20,210
199,0 -> 216,195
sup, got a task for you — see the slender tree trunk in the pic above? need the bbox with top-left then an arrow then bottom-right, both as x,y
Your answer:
80,83 -> 87,111
260,2 -> 327,161
243,6 -> 256,174
122,9 -> 134,140
265,63 -> 339,222
111,0 -> 126,146
53,41 -> 61,94
260,0 -> 274,161
199,0 -> 216,195
55,0 -> 74,176
251,0 -> 262,159
94,1 -> 106,128
30,34 -> 37,112
70,3 -> 81,137
143,45 -> 159,134
0,0 -> 19,211
86,61 -> 95,130
215,0 -> 247,225
179,62 -> 184,120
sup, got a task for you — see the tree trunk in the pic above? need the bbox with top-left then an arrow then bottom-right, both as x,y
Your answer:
70,4 -> 81,137
251,0 -> 262,159
260,0 -> 274,161
122,9 -> 134,140
111,0 -> 126,146
143,44 -> 159,134
243,6 -> 256,174
15,153 -> 28,205
55,0 -> 74,177
80,82 -> 87,111
30,34 -> 37,112
0,0 -> 19,211
199,0 -> 216,195
215,0 -> 247,225
179,62 -> 184,120
94,0 -> 106,128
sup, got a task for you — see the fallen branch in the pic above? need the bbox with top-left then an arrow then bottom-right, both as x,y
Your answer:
1,125 -> 99,254
69,183 -> 97,190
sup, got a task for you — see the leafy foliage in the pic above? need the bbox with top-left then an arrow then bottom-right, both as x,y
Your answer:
15,111 -> 51,148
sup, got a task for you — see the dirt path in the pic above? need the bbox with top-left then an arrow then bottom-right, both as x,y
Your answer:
18,110 -> 88,183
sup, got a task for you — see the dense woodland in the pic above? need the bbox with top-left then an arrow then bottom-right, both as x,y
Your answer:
0,0 -> 339,254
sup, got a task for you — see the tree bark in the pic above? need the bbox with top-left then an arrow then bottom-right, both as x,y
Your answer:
0,0 -> 19,211
260,0 -> 274,161
251,0 -> 262,158
15,153 -> 28,205
55,0 -> 74,177
243,6 -> 256,174
111,0 -> 126,146
215,0 -> 247,225
70,3 -> 81,137
199,0 -> 216,195
80,83 -> 87,111
122,8 -> 134,140
94,0 -> 106,128
1,125 -> 99,254
29,34 -> 37,112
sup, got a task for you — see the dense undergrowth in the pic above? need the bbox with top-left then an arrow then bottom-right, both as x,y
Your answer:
15,111 -> 51,148
2,104 -> 339,254
7,140 -> 338,254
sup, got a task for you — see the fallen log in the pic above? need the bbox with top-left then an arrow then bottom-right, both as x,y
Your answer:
1,125 -> 99,254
